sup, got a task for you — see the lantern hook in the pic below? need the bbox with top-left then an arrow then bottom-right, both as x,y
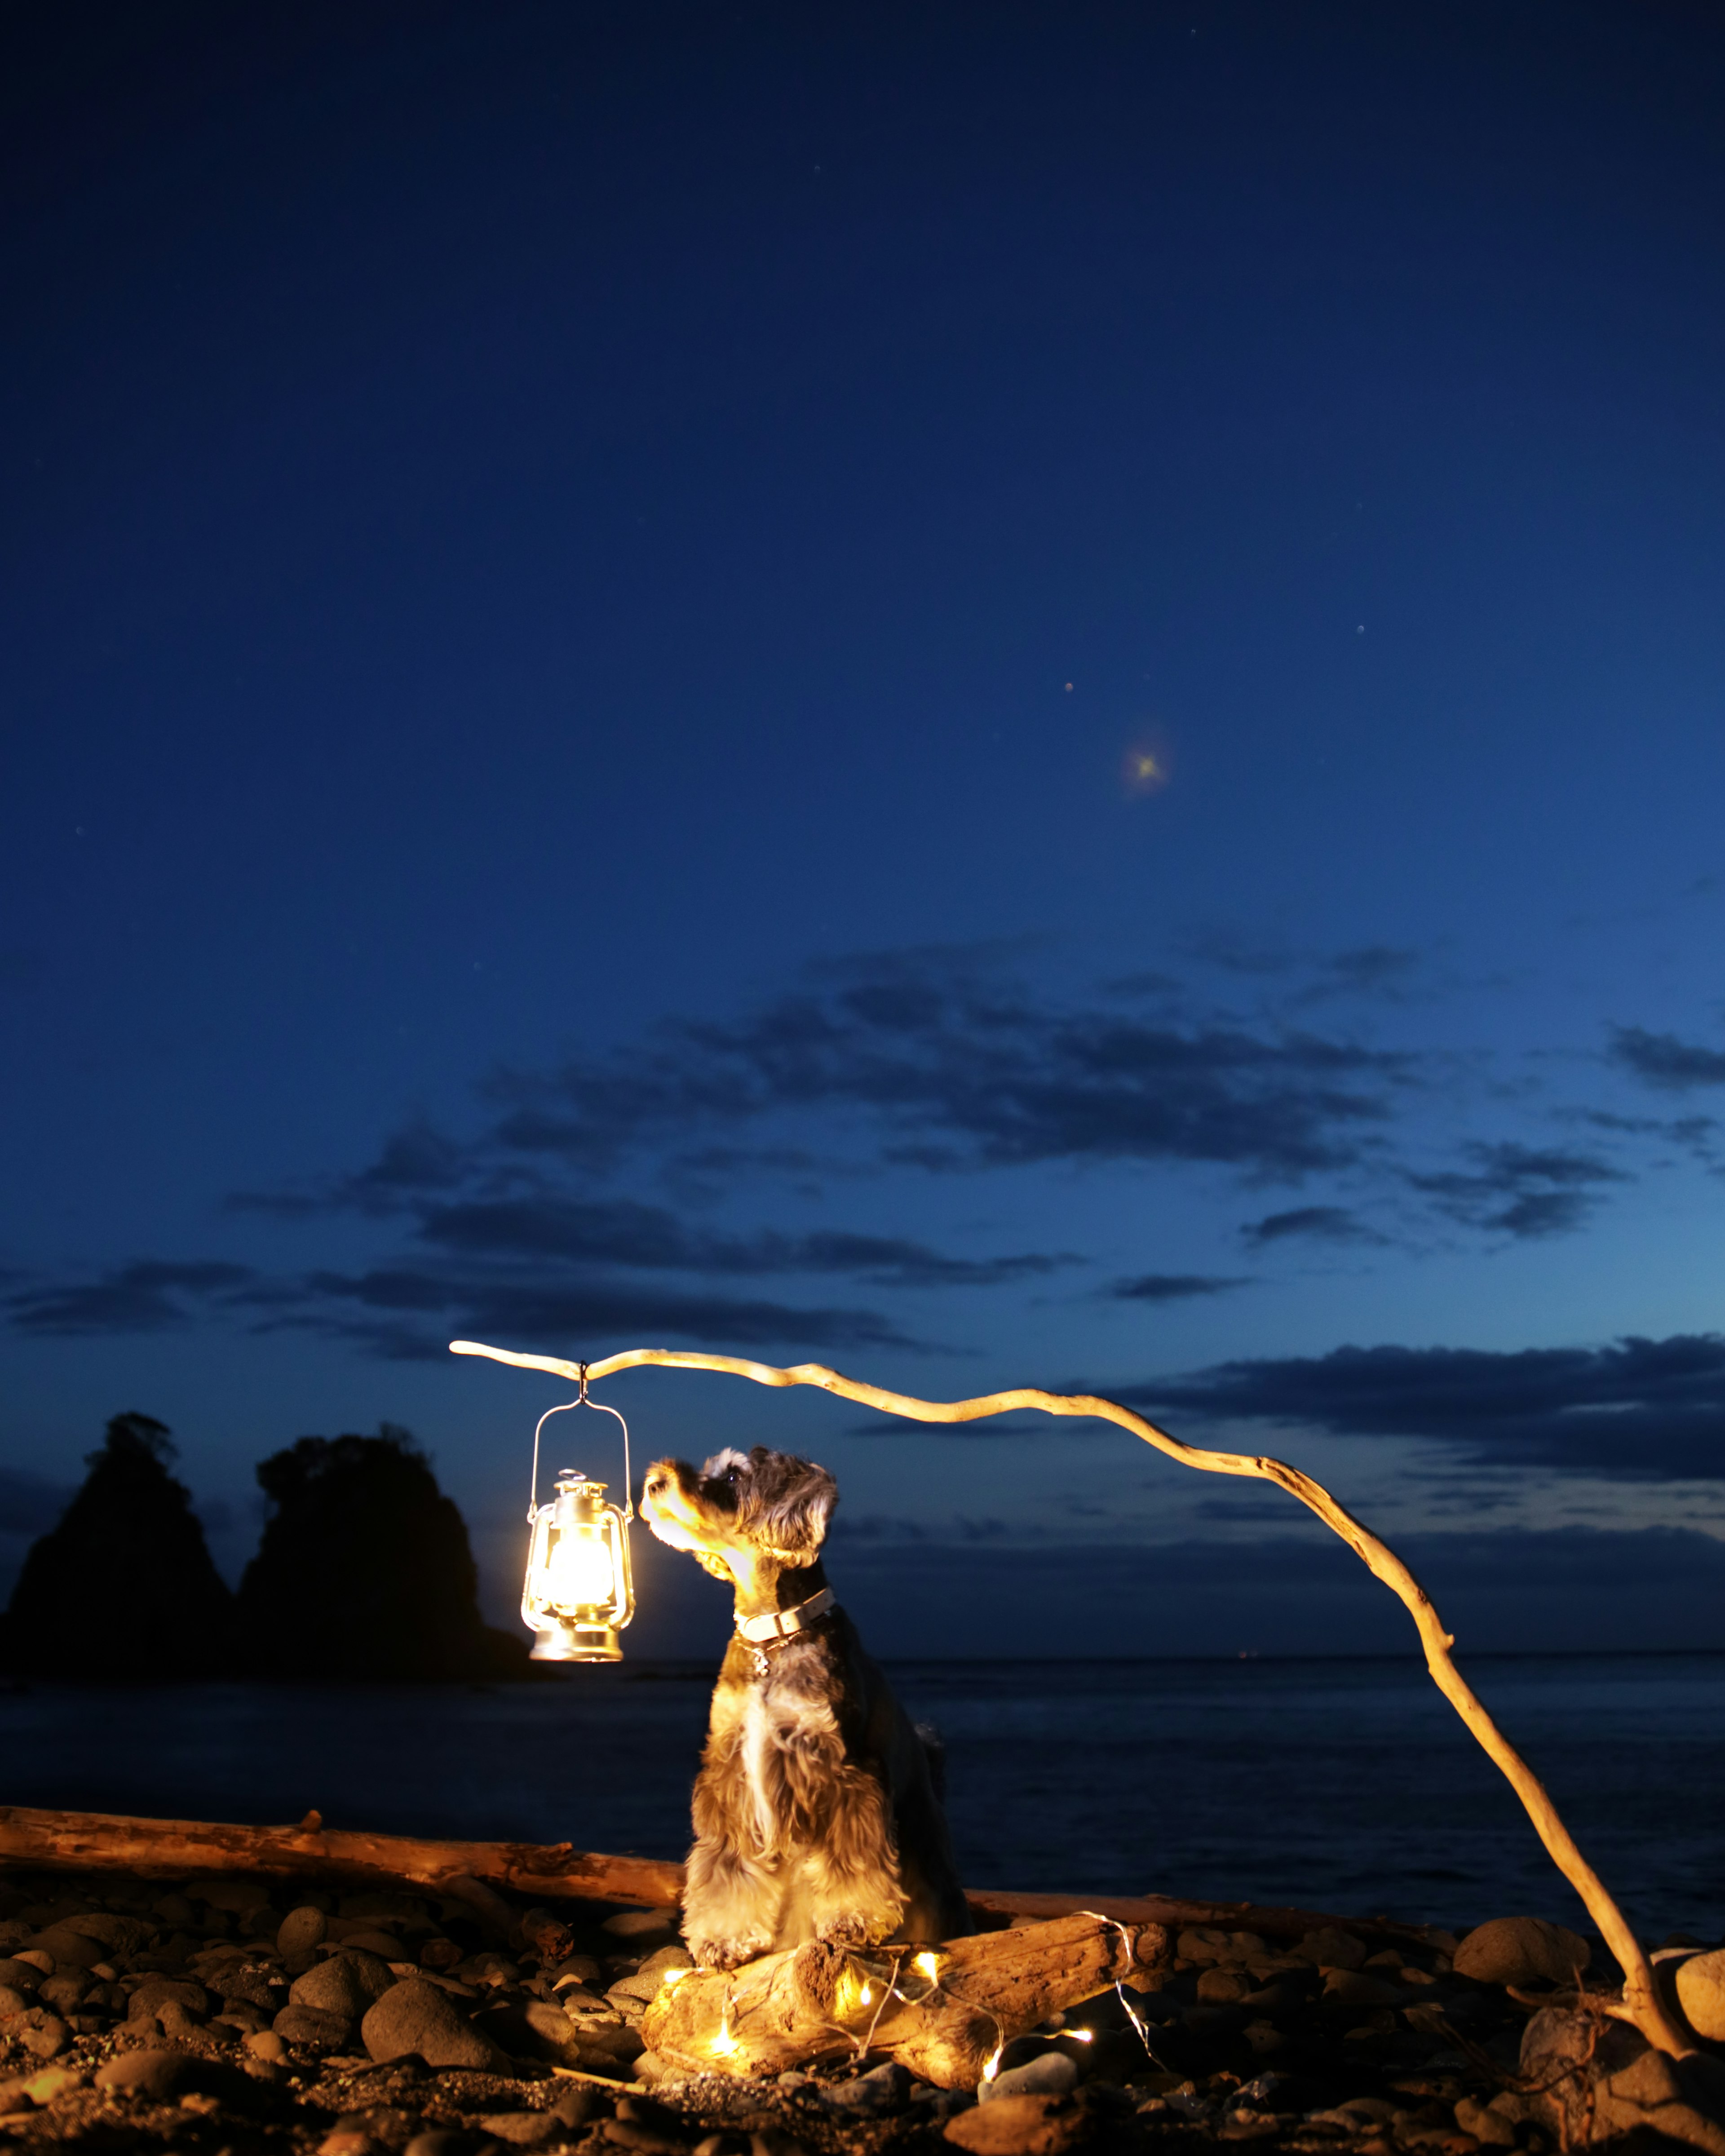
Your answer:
527,1364 -> 634,1525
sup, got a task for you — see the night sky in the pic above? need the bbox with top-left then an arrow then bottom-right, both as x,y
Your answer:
5,1 -> 1724,1661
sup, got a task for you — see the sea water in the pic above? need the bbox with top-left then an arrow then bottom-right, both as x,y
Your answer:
2,1653 -> 1720,1943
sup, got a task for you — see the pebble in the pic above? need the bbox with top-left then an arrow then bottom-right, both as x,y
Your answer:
477,2112 -> 559,2145
279,1904 -> 330,1957
290,1948 -> 398,2017
275,2002 -> 358,2050
823,2059 -> 911,2115
245,2028 -> 291,2062
94,2047 -> 194,2099
1675,1947 -> 1725,2042
944,2092 -> 1087,2156
981,2052 -> 1079,2104
1451,1916 -> 1589,1988
361,1975 -> 508,2069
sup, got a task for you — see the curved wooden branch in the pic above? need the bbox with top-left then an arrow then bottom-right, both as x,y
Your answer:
450,1337 -> 1689,2057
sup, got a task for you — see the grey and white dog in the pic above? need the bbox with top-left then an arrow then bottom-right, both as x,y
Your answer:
641,1442 -> 970,1971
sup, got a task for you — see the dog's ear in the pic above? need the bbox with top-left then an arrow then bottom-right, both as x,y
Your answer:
757,1453 -> 837,1564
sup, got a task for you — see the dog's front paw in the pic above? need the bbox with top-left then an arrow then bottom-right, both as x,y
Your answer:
814,1911 -> 870,1950
688,1930 -> 773,1971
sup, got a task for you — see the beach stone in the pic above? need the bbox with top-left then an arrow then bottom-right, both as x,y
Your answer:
0,1958 -> 43,1992
826,2061 -> 912,2116
279,1905 -> 330,1957
361,1976 -> 508,2069
274,2002 -> 357,2050
1300,1928 -> 1367,1971
1454,2096 -> 1517,2147
1322,1968 -> 1404,2006
945,2094 -> 1086,2156
404,2136 -> 471,2156
1677,1949 -> 1725,2042
10,1949 -> 53,1976
27,1923 -> 108,1970
58,1912 -> 150,1956
1197,1967 -> 1256,2004
339,1930 -> 404,1958
0,1983 -> 34,2016
5,2007 -> 70,2059
127,1974 -> 210,2021
246,2029 -> 290,2063
1453,1917 -> 1590,1988
478,2113 -> 559,2146
291,1949 -> 397,2017
39,1974 -> 89,2014
982,2054 -> 1078,2104
95,2048 -> 194,2099
0,1921 -> 31,1954
212,1963 -> 285,2011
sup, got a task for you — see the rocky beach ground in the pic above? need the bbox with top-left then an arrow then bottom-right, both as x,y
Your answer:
3,1869 -> 1724,2156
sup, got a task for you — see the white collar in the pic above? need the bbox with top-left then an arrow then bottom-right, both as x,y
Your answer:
735,1585 -> 835,1644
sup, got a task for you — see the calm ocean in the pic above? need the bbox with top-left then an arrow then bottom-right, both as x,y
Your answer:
3,1653 -> 1720,1945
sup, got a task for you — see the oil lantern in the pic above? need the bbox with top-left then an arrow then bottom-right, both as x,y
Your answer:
520,1369 -> 636,1662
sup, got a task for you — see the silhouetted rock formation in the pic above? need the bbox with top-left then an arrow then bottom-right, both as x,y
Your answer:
237,1425 -> 528,1680
0,1413 -> 239,1679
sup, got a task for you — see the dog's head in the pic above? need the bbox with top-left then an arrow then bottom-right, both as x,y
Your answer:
641,1445 -> 837,1586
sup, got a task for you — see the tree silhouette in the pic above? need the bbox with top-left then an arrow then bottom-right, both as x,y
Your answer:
1,1412 -> 239,1679
237,1424 -> 526,1680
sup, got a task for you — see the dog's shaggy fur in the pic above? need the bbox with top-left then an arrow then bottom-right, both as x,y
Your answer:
641,1443 -> 971,1970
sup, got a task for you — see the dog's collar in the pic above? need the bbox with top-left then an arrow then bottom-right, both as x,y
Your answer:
735,1586 -> 835,1645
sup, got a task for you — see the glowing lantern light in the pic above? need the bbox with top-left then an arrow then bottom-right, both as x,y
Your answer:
519,1368 -> 636,1663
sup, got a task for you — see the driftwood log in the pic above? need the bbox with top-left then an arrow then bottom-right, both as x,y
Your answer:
0,1806 -> 1440,1951
640,1912 -> 1170,2089
0,1805 -> 682,1908
451,1337 -> 1693,2061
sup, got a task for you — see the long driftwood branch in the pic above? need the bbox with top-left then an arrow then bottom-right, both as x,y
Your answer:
640,1912 -> 1170,2088
451,1337 -> 1690,2059
0,1807 -> 1435,1952
0,1805 -> 683,1908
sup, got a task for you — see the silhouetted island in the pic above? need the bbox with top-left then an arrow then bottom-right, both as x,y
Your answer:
1,1416 -> 530,1682
0,1412 -> 239,1680
237,1425 -> 529,1681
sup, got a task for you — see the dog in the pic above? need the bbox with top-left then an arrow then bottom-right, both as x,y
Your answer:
640,1442 -> 971,1971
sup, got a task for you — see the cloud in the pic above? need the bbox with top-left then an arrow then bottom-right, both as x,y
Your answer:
1134,1332 -> 1725,1482
284,1266 -> 920,1360
464,948 -> 1408,1182
1110,1273 -> 1252,1302
1407,1142 -> 1623,1240
1241,1205 -> 1384,1247
414,1193 -> 1070,1287
7,1260 -> 257,1335
1610,1025 -> 1725,1091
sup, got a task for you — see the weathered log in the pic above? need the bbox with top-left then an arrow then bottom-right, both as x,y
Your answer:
0,1806 -> 1443,1952
641,1913 -> 1170,2089
964,1888 -> 1441,1953
0,1805 -> 684,1908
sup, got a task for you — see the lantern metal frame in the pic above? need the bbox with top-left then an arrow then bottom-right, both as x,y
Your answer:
519,1364 -> 636,1663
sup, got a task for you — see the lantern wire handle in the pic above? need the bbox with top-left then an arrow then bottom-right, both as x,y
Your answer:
526,1362 -> 634,1523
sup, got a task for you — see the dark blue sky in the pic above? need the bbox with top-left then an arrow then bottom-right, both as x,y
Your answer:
5,0 -> 1724,1656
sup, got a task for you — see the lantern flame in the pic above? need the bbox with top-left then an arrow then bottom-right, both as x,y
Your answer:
913,1951 -> 942,1983
982,2039 -> 1004,2082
